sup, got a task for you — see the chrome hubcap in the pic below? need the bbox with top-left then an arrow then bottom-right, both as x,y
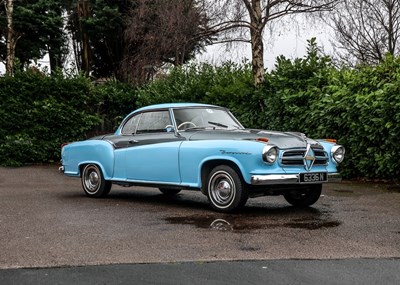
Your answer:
84,167 -> 100,193
209,171 -> 235,207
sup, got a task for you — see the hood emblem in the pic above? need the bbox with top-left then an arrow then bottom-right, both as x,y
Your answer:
303,143 -> 315,171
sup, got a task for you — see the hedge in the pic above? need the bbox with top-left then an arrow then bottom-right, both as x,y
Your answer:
0,71 -> 136,166
1,45 -> 399,179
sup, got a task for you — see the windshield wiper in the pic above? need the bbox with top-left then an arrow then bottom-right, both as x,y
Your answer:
208,121 -> 228,128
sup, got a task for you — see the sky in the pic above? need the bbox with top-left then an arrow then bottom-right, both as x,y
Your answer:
196,20 -> 334,71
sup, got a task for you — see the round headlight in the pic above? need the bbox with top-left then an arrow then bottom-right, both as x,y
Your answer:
331,145 -> 345,164
263,146 -> 278,164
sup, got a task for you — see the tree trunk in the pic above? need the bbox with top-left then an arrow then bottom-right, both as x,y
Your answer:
250,27 -> 265,86
78,0 -> 90,76
5,0 -> 16,76
247,0 -> 265,86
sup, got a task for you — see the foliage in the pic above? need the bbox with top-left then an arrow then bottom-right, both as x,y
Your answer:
137,61 -> 257,126
0,0 -> 66,71
1,38 -> 400,180
0,70 -> 95,166
91,80 -> 138,134
136,39 -> 400,179
66,0 -> 131,79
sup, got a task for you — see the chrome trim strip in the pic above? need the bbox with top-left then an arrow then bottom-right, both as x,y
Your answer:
250,172 -> 342,185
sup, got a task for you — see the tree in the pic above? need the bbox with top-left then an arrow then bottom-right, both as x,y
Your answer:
0,0 -> 66,73
328,0 -> 400,65
122,0 -> 211,83
66,0 -> 132,79
3,0 -> 18,75
202,0 -> 337,86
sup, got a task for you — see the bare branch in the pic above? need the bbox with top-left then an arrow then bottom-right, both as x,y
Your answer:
327,0 -> 400,65
204,0 -> 338,86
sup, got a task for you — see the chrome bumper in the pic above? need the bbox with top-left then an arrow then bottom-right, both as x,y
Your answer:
251,173 -> 342,185
58,166 -> 65,173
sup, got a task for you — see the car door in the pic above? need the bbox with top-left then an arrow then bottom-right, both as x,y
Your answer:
117,109 -> 184,183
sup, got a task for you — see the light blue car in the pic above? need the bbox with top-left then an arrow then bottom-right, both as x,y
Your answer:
60,103 -> 345,212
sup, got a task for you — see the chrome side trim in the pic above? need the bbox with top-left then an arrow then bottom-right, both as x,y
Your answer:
250,172 -> 342,185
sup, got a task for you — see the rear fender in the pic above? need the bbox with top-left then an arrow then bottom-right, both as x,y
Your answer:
62,140 -> 115,179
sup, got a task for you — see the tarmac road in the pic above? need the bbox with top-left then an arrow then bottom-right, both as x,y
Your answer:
0,165 -> 399,283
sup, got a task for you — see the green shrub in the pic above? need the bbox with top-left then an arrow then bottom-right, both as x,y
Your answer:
0,71 -> 99,165
1,41 -> 399,179
91,81 -> 138,134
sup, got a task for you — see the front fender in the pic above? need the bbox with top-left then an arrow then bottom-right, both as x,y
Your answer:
179,140 -> 267,188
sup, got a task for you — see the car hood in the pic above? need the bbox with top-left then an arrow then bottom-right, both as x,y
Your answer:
185,129 -> 322,149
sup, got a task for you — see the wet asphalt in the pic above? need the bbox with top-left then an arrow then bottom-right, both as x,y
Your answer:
0,165 -> 399,283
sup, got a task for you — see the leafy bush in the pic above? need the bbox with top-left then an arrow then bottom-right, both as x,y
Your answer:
137,61 -> 259,127
0,71 -> 138,166
0,70 -> 101,165
1,40 -> 399,179
91,81 -> 138,134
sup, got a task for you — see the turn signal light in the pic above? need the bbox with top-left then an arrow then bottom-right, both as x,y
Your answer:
257,137 -> 269,143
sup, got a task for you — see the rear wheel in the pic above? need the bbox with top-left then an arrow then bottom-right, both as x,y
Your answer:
81,164 -> 111,198
283,184 -> 322,207
207,165 -> 248,213
159,188 -> 181,195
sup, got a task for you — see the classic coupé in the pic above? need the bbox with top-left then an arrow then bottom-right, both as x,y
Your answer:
60,103 -> 345,212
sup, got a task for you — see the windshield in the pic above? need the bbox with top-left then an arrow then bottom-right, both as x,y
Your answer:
173,107 -> 243,131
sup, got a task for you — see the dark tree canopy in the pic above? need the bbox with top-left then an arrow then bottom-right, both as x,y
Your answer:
122,0 -> 211,83
0,0 -> 66,72
66,0 -> 133,79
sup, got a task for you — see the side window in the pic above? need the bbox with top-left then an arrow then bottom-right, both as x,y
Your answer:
136,111 -> 172,134
121,114 -> 141,135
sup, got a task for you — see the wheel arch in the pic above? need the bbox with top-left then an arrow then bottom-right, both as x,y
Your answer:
78,161 -> 111,180
200,159 -> 246,195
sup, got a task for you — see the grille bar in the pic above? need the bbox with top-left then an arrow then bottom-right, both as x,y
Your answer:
281,148 -> 328,166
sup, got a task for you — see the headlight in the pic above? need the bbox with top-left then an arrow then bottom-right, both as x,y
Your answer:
262,145 -> 278,164
331,145 -> 345,164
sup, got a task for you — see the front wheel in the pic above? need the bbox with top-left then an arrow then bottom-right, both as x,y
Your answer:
283,184 -> 322,207
207,165 -> 248,213
81,164 -> 112,198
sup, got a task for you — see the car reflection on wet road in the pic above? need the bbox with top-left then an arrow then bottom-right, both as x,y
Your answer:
0,165 -> 399,269
165,208 -> 341,232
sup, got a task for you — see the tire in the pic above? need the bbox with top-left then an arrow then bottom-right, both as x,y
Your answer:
207,165 -> 248,213
159,188 -> 181,195
81,164 -> 112,198
283,184 -> 322,207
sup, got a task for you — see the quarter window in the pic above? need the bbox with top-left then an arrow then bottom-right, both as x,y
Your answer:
122,114 -> 141,134
136,111 -> 172,134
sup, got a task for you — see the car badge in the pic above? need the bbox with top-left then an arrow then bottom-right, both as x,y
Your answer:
303,143 -> 315,172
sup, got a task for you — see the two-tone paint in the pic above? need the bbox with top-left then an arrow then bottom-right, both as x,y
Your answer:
61,103 -> 343,193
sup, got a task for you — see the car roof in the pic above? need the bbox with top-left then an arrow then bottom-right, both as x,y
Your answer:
134,103 -> 218,113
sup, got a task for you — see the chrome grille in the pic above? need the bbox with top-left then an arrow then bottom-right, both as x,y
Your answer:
281,148 -> 328,166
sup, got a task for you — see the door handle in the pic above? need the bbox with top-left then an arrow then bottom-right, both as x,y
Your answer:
128,140 -> 139,144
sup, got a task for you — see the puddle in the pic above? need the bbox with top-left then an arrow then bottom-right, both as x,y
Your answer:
165,211 -> 341,233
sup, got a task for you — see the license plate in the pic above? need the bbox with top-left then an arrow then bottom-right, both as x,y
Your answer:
299,172 -> 328,183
